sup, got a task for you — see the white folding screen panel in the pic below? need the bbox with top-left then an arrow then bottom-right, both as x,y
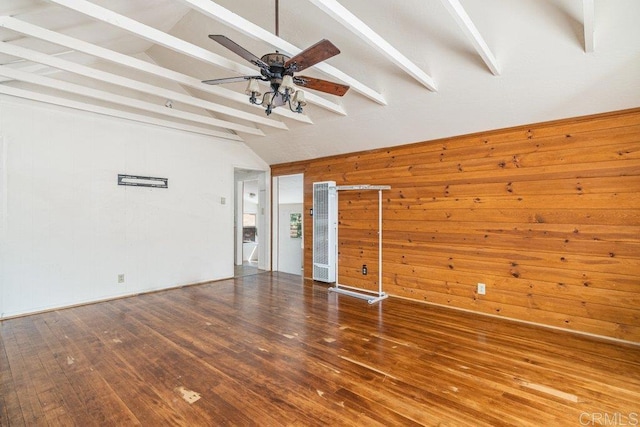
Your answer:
330,184 -> 390,304
312,181 -> 337,282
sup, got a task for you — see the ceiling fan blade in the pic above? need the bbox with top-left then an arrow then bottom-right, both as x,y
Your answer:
285,39 -> 340,72
202,75 -> 262,85
208,35 -> 270,70
293,76 -> 350,96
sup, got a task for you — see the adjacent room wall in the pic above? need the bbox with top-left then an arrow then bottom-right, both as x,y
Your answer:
277,203 -> 303,275
0,95 -> 269,318
272,108 -> 640,343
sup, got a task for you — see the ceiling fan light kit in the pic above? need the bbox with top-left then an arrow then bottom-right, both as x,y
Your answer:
245,63 -> 304,115
202,35 -> 349,116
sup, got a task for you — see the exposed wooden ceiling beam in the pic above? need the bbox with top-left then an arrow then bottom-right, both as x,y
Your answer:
1,49 -> 74,66
177,0 -> 387,105
0,65 -> 264,136
1,47 -> 284,131
0,62 -> 57,82
307,0 -> 437,91
0,42 -> 287,130
583,0 -> 595,53
0,85 -> 242,141
0,17 -> 312,123
440,0 -> 500,76
44,0 -> 345,115
46,0 -> 252,74
0,4 -> 55,17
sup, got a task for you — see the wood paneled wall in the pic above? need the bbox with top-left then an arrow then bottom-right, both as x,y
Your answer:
271,108 -> 640,342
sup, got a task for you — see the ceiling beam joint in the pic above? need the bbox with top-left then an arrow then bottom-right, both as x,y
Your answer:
440,0 -> 500,76
307,0 -> 437,91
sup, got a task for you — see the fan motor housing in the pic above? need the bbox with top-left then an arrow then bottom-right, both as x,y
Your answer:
260,52 -> 293,86
260,52 -> 290,68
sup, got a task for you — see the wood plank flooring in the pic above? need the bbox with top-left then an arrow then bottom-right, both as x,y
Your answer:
1,272 -> 639,426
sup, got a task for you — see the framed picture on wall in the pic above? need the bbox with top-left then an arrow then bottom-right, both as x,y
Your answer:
290,213 -> 302,238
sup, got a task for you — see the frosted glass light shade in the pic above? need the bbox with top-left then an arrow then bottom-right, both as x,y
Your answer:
293,90 -> 306,107
278,75 -> 296,94
245,79 -> 261,96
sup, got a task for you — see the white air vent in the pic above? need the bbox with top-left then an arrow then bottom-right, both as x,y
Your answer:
313,181 -> 337,283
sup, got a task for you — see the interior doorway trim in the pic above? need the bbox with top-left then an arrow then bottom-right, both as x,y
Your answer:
272,173 -> 304,276
234,168 -> 270,276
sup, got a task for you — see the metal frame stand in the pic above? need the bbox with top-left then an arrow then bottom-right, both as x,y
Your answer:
328,184 -> 391,304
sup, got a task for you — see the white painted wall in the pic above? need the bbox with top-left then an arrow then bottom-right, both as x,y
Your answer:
0,95 -> 269,318
278,203 -> 303,275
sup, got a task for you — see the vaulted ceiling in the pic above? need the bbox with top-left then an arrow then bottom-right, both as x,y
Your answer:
1,0 -> 639,164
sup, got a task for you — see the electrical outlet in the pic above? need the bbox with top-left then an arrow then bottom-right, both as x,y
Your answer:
362,264 -> 368,275
477,283 -> 486,295
118,274 -> 125,284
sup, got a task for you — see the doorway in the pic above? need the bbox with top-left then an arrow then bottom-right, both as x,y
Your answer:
272,174 -> 304,276
234,169 -> 268,278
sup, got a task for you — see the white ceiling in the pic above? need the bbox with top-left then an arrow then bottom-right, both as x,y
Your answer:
1,0 -> 639,165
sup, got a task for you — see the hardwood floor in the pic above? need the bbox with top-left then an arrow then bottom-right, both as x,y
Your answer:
233,262 -> 261,278
1,273 -> 639,426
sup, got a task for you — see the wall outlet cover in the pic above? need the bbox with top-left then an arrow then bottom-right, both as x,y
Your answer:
477,283 -> 486,295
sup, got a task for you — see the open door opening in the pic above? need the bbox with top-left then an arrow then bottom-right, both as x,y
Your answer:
272,174 -> 304,277
234,168 -> 267,278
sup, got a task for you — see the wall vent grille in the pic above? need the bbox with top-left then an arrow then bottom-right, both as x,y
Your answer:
312,181 -> 337,283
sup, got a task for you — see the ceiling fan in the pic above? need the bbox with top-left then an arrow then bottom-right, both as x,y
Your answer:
201,4 -> 350,116
202,36 -> 349,116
